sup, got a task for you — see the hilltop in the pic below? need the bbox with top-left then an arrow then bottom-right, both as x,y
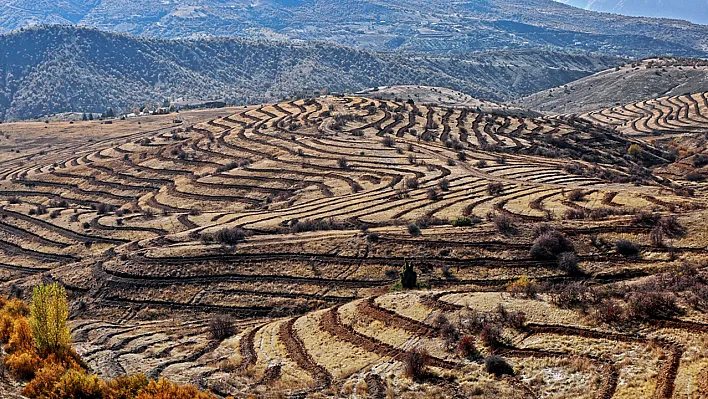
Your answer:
0,0 -> 707,58
515,58 -> 708,114
556,0 -> 708,25
0,26 -> 623,121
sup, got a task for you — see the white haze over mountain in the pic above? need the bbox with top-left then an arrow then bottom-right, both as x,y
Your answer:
556,0 -> 708,25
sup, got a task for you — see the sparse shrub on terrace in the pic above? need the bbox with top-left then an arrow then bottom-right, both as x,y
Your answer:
403,347 -> 429,381
627,291 -> 681,321
405,178 -> 419,190
594,299 -> 626,325
507,276 -> 539,299
566,189 -> 586,202
438,178 -> 450,191
693,154 -> 708,167
208,316 -> 235,341
8,197 -> 21,204
549,282 -> 591,310
452,216 -> 481,227
203,227 -> 246,246
557,252 -> 580,275
426,188 -> 439,201
456,336 -> 480,360
381,136 -> 396,147
485,355 -> 514,377
337,157 -> 349,169
457,151 -> 467,161
96,203 -> 115,215
563,208 -> 587,220
615,239 -> 640,257
631,211 -> 661,227
529,229 -> 574,261
493,214 -> 516,235
475,160 -> 487,168
49,210 -> 61,219
479,322 -> 504,348
685,172 -> 706,182
487,182 -> 504,196
407,223 -> 421,237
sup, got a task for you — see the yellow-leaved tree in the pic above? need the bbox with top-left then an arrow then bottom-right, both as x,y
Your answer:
29,283 -> 70,354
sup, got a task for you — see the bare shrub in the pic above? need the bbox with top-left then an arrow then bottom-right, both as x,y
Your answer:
407,223 -> 421,237
529,229 -> 574,260
487,182 -> 504,196
456,336 -> 480,359
567,189 -> 586,202
381,136 -> 396,147
209,316 -> 235,340
493,214 -> 516,235
557,252 -> 580,275
485,355 -> 514,377
615,239 -> 640,256
405,178 -> 419,189
479,323 -> 504,348
627,291 -> 681,321
403,348 -> 429,380
426,188 -> 439,201
507,276 -> 539,299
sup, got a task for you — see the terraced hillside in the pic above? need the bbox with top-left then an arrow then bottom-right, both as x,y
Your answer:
1,95 -> 707,398
516,58 -> 708,114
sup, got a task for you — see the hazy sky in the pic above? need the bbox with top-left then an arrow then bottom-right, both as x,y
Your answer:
555,0 -> 708,25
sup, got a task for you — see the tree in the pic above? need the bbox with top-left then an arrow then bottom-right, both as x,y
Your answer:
88,113 -> 94,121
400,262 -> 417,289
29,283 -> 70,354
81,113 -> 88,121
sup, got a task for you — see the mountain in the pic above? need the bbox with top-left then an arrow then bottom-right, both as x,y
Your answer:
0,0 -> 707,58
0,25 -> 622,121
514,57 -> 708,113
556,0 -> 708,26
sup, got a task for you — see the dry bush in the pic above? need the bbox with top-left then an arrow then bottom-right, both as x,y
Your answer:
53,369 -> 106,398
627,291 -> 681,321
593,299 -> 626,325
486,182 -> 504,196
104,373 -> 150,398
21,362 -> 65,396
438,178 -> 450,191
564,208 -> 588,220
631,211 -> 661,227
493,214 -> 516,235
405,178 -> 419,189
456,336 -> 480,360
615,239 -> 640,256
529,229 -> 574,261
426,188 -> 439,201
484,355 -> 514,377
549,282 -> 591,310
208,316 -> 235,341
479,323 -> 504,348
685,172 -> 706,182
407,223 -> 421,237
381,136 -> 396,147
566,189 -> 586,202
403,348 -> 429,381
507,276 -> 539,299
452,216 -> 481,227
557,252 -> 580,275
5,350 -> 42,380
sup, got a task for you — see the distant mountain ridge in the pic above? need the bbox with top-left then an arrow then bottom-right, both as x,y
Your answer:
0,26 -> 623,121
556,0 -> 708,25
0,0 -> 707,58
